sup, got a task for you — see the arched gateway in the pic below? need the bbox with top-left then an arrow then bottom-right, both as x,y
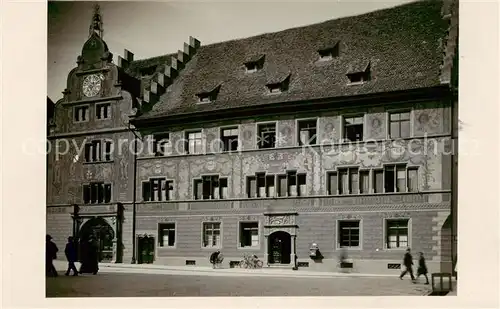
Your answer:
79,217 -> 115,262
263,212 -> 298,267
268,231 -> 292,264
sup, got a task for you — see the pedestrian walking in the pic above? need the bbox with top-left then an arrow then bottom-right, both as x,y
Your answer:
79,236 -> 99,275
46,234 -> 58,277
416,252 -> 429,284
399,248 -> 416,282
64,236 -> 79,276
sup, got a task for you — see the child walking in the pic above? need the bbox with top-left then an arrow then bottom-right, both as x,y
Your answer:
416,252 -> 429,284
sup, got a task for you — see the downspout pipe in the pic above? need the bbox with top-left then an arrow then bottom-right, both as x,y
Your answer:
127,122 -> 140,264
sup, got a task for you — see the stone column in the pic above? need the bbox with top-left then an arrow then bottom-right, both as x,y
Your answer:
290,235 -> 296,268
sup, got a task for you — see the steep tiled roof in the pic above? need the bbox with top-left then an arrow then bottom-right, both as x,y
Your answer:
138,0 -> 449,120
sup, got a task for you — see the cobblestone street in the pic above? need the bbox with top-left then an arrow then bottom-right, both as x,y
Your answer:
46,271 -> 431,297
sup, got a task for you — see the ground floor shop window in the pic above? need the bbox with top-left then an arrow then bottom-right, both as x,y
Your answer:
203,222 -> 221,248
158,223 -> 176,247
386,219 -> 409,249
239,222 -> 259,247
338,220 -> 360,248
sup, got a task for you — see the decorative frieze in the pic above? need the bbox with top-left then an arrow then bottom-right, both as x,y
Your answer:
238,215 -> 259,221
202,216 -> 222,222
47,206 -> 70,214
79,204 -> 117,214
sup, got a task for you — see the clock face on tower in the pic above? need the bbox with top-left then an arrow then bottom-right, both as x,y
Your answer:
82,73 -> 104,97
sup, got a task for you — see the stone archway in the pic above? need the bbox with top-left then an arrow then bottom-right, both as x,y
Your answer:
268,231 -> 292,264
79,217 -> 115,262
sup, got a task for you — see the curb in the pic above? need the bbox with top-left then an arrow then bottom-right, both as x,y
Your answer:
54,260 -> 396,278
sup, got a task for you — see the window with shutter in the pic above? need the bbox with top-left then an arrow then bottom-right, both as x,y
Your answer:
360,170 -> 370,194
328,172 -> 338,195
278,175 -> 287,197
374,170 -> 384,193
407,168 -> 418,192
247,176 -> 256,198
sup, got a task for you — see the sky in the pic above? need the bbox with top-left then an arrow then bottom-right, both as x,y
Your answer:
47,0 -> 416,102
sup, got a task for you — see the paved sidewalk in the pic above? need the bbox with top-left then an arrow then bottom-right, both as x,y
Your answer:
53,260 -> 394,279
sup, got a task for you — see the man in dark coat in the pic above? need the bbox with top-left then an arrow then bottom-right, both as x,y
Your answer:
46,235 -> 58,277
79,237 -> 99,275
64,236 -> 78,276
399,248 -> 416,282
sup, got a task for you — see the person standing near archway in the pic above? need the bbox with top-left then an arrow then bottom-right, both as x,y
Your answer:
64,236 -> 78,276
46,235 -> 58,277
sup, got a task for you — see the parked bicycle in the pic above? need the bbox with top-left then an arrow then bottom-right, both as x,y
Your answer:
239,254 -> 263,269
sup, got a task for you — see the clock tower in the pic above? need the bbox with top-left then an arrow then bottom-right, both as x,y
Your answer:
47,3 -> 138,264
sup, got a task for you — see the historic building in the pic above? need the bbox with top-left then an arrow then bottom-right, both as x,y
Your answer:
47,0 -> 458,274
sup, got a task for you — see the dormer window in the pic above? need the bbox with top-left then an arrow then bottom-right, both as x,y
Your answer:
244,54 -> 265,73
347,62 -> 371,85
197,94 -> 213,103
196,84 -> 221,104
266,74 -> 290,95
318,44 -> 339,61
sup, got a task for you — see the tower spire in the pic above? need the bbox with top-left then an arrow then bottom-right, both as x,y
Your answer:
89,3 -> 103,38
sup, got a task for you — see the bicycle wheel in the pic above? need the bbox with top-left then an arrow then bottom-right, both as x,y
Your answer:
256,260 -> 263,268
239,260 -> 247,268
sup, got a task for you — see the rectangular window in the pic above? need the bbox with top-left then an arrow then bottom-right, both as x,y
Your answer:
407,167 -> 419,192
96,103 -> 111,120
221,127 -> 239,152
384,165 -> 395,193
142,178 -> 174,202
248,174 -> 276,198
383,164 -> 415,193
327,172 -> 338,195
359,170 -> 370,194
298,173 -> 306,196
256,173 -> 266,198
83,182 -> 111,204
257,123 -> 276,149
194,179 -> 203,200
84,140 -> 112,162
288,171 -> 297,197
153,133 -> 171,156
349,168 -> 359,194
203,222 -> 221,248
298,119 -> 317,146
158,223 -> 176,247
396,166 -> 406,192
386,219 -> 409,249
389,112 -> 411,139
194,175 -> 227,200
266,175 -> 275,197
338,167 -> 359,195
104,140 -> 112,161
374,170 -> 384,193
74,106 -> 89,122
343,116 -> 364,142
186,131 -> 203,154
239,222 -> 259,247
339,221 -> 360,248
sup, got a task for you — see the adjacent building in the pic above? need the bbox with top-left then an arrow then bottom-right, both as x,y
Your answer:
47,0 -> 458,274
